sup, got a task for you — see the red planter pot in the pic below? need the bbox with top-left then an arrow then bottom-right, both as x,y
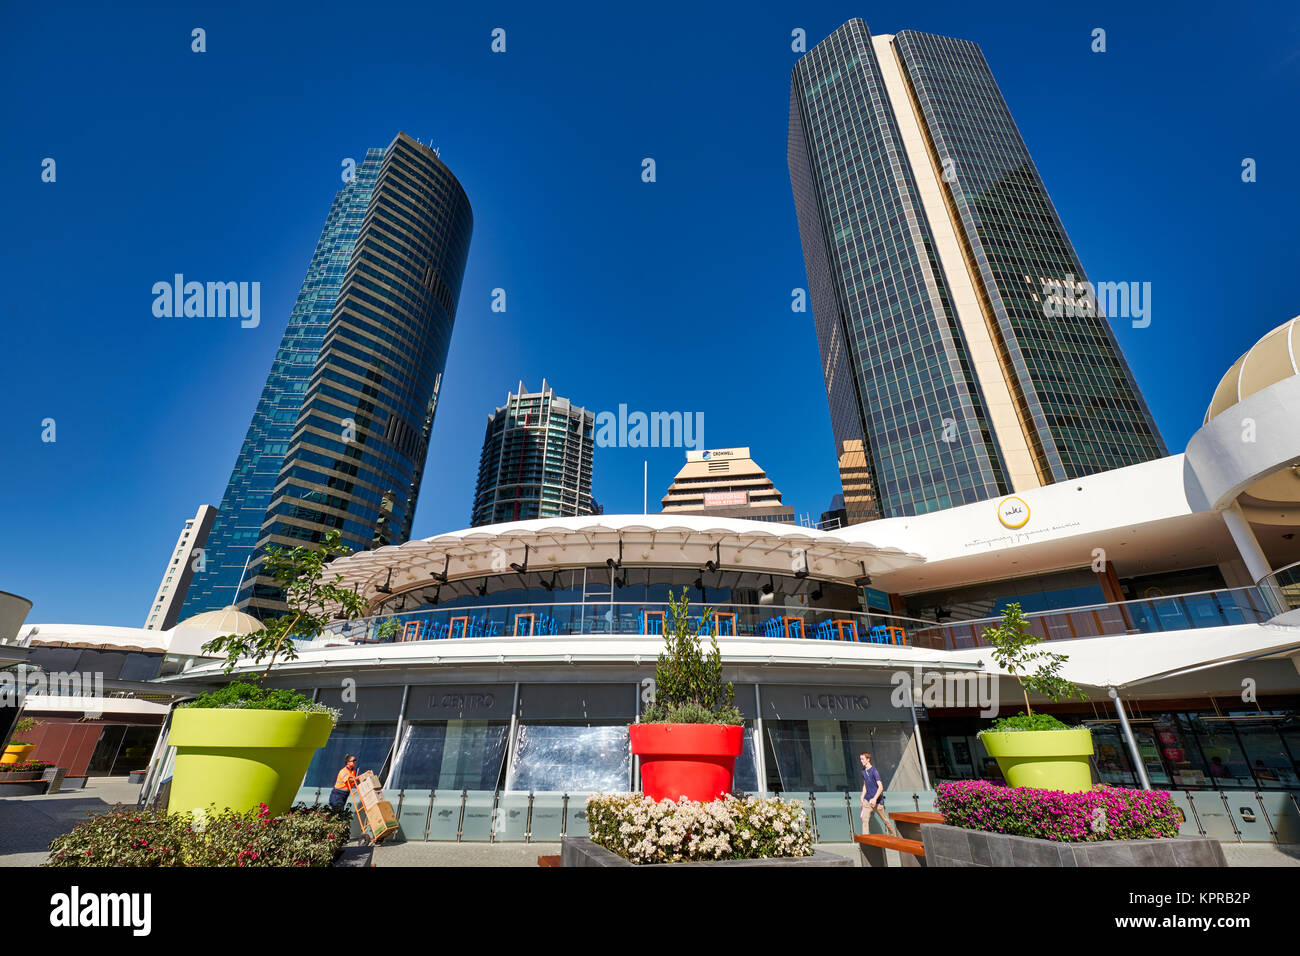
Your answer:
629,723 -> 744,803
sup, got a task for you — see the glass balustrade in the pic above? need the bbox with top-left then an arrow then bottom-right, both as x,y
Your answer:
909,587 -> 1274,651
317,586 -> 1275,653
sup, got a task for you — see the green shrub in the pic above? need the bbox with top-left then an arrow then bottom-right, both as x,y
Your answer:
46,803 -> 350,867
8,715 -> 41,745
985,711 -> 1073,733
182,680 -> 338,722
639,589 -> 742,725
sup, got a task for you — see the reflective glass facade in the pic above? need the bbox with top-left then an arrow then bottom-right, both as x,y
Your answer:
789,20 -> 1009,520
789,20 -> 1165,519
244,133 -> 473,614
180,151 -> 383,616
891,29 -> 1166,479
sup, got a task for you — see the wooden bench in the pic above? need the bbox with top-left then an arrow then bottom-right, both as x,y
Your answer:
537,854 -> 562,867
853,833 -> 926,868
889,810 -> 944,844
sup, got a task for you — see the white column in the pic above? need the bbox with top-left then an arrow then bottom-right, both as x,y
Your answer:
1221,500 -> 1273,583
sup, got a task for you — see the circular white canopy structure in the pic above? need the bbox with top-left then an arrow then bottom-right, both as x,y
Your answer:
326,513 -> 925,609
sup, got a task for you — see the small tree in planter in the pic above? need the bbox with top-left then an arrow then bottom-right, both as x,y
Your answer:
630,589 -> 744,802
978,603 -> 1094,792
167,530 -> 369,817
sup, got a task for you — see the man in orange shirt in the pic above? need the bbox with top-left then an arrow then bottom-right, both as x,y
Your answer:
329,754 -> 358,809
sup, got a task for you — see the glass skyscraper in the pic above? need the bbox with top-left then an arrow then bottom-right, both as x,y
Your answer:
243,132 -> 473,614
789,20 -> 1166,520
471,382 -> 595,527
180,150 -> 384,616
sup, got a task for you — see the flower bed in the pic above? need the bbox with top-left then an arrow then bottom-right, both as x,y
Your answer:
0,761 -> 52,774
46,803 -> 350,867
586,793 -> 813,864
935,780 -> 1180,842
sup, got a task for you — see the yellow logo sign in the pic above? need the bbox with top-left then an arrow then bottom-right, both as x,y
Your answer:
997,496 -> 1030,529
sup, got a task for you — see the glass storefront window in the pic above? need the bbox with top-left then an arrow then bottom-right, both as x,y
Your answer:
303,721 -> 396,789
1189,716 -> 1256,788
765,720 -> 912,792
505,723 -> 630,793
1232,716 -> 1299,789
389,721 -> 509,791
733,727 -> 759,794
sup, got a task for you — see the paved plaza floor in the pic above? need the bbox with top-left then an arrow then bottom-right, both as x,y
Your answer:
2,778 -> 1297,867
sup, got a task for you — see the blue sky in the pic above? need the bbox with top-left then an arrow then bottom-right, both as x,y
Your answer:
2,0 -> 1298,626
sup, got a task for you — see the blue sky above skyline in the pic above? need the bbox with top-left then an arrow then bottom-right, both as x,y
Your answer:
2,0 -> 1298,626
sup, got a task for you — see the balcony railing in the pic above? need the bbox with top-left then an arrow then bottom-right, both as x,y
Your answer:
305,586 -> 1279,653
323,602 -> 928,648
908,587 -> 1276,651
1258,561 -> 1300,616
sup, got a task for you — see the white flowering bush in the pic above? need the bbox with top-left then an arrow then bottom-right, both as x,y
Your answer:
586,793 -> 814,864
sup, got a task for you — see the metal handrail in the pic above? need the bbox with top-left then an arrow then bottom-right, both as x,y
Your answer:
911,586 -> 1268,634
340,601 -> 937,630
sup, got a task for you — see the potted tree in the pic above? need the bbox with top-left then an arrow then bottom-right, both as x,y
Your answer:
166,530 -> 368,817
629,589 -> 744,802
978,603 -> 1093,792
2,716 -> 41,765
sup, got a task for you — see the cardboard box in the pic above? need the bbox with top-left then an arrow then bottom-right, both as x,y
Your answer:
356,771 -> 382,795
366,799 -> 399,840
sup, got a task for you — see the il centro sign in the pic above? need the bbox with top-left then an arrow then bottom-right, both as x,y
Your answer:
802,693 -> 870,712
429,692 -> 496,710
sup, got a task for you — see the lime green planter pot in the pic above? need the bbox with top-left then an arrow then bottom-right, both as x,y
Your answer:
980,728 -> 1094,793
166,709 -> 333,817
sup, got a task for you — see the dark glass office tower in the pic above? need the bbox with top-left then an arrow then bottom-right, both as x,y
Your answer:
180,150 -> 384,616
789,20 -> 1166,520
471,382 -> 595,527
243,133 -> 473,614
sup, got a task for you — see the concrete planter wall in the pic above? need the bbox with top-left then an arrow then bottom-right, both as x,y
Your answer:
561,837 -> 851,867
0,780 -> 48,796
921,823 -> 1225,867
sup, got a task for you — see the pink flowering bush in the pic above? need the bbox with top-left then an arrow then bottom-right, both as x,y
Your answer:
935,780 -> 1180,842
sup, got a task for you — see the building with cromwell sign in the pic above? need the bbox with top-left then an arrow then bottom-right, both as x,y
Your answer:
660,448 -> 795,524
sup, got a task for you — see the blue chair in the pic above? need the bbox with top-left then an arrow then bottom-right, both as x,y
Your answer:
868,625 -> 889,644
814,620 -> 835,641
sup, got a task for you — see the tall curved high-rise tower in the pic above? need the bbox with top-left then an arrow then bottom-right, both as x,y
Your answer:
243,132 -> 473,614
789,20 -> 1166,521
